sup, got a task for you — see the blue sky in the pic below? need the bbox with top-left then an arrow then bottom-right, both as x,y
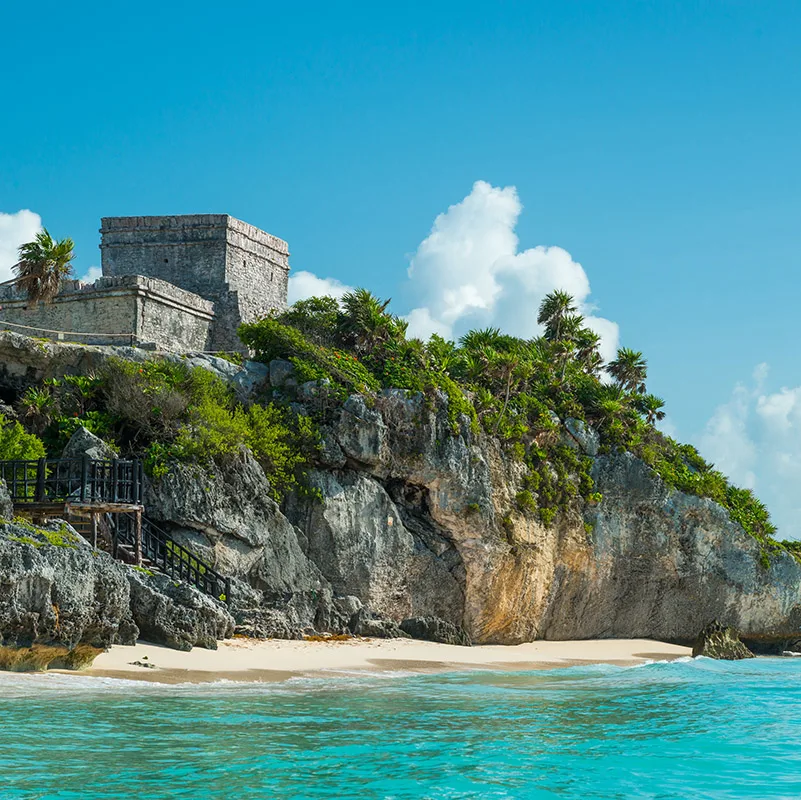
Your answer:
3,1 -> 801,533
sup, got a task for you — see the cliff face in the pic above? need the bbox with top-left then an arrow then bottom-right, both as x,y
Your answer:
0,518 -> 235,653
2,332 -> 799,648
149,388 -> 801,645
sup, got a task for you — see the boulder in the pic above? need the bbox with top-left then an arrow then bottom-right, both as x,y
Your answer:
61,426 -> 118,461
127,571 -> 235,651
334,394 -> 388,466
350,609 -> 409,639
269,359 -> 297,388
563,418 -> 600,457
0,521 -> 137,649
400,616 -> 472,646
692,621 -> 755,660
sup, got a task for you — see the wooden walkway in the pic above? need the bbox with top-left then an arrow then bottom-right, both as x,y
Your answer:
0,458 -> 230,603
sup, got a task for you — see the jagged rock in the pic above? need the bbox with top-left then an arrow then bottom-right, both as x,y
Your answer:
350,609 -> 409,639
318,426 -> 347,468
0,480 -> 12,520
692,621 -> 755,660
333,595 -> 363,630
0,521 -> 137,648
563,418 -> 600,457
8,337 -> 801,649
400,616 -> 472,646
228,581 -> 305,639
147,451 -> 333,632
61,426 -> 118,461
234,360 -> 270,397
127,571 -> 234,651
0,403 -> 16,420
334,394 -> 388,466
269,359 -> 297,388
285,470 -> 415,619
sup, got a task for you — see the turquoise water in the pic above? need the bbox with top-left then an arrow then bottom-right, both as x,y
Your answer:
1,657 -> 800,799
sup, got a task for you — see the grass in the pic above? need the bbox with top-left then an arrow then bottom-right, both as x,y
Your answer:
5,520 -> 81,549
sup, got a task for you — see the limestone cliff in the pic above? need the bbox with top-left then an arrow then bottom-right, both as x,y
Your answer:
2,331 -> 800,649
149,387 -> 801,646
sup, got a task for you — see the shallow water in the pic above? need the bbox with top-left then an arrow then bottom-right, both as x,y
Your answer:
1,657 -> 800,799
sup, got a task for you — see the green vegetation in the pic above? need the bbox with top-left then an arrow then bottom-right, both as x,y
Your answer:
240,286 -> 784,556
6,521 -> 81,549
14,358 -> 318,501
0,414 -> 46,461
1,273 -> 784,559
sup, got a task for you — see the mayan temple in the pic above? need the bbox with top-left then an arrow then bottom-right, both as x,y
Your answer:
0,214 -> 290,352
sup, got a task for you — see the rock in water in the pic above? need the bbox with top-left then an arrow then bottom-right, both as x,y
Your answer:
692,621 -> 755,660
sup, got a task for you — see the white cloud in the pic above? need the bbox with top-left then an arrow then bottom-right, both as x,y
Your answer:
288,270 -> 354,305
402,181 -> 619,361
404,307 -> 452,340
289,181 -> 618,356
401,181 -> 618,356
81,266 -> 102,283
697,363 -> 801,538
0,210 -> 42,282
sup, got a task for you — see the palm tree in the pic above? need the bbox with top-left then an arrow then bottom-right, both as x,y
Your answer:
574,328 -> 603,375
537,290 -> 577,341
13,230 -> 74,304
486,347 -> 534,435
460,327 -> 518,353
606,347 -> 648,393
340,289 -> 393,353
426,334 -> 459,374
637,394 -> 666,425
590,383 -> 629,427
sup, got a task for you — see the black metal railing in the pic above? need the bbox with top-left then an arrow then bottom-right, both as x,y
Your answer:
0,458 -> 144,505
114,513 -> 231,604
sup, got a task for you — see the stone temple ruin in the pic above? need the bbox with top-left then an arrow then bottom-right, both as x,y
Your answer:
0,215 -> 290,352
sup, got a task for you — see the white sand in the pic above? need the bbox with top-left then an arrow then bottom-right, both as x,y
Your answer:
78,637 -> 691,683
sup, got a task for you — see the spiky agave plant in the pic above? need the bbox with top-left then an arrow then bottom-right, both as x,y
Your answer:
13,230 -> 74,304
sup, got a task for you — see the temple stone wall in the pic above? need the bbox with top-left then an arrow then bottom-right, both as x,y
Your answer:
0,214 -> 290,354
100,215 -> 289,350
0,276 -> 214,351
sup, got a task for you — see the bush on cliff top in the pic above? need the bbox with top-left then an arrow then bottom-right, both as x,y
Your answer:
14,359 -> 315,501
0,415 -> 46,461
239,288 -> 781,552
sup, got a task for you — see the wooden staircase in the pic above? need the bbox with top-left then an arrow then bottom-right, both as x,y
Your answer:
1,457 -> 230,603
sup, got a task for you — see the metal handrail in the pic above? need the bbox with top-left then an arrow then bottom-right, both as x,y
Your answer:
114,513 -> 231,604
0,458 -> 143,505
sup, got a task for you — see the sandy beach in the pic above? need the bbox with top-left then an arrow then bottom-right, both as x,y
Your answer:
72,637 -> 692,683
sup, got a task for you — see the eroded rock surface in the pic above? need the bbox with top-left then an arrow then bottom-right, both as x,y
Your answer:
3,332 -> 801,649
692,621 -> 755,660
0,516 -> 232,654
128,572 -> 235,651
0,520 -> 136,649
144,389 -> 801,646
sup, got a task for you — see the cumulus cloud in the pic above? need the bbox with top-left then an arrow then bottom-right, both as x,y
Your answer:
81,266 -> 102,283
697,363 -> 801,538
289,180 -> 619,357
288,270 -> 354,305
0,210 -> 41,282
403,181 -> 619,355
